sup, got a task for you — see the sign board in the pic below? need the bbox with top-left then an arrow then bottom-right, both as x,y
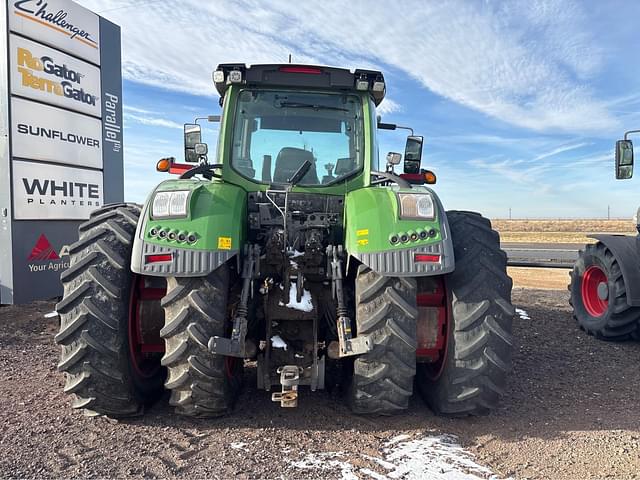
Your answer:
11,97 -> 102,168
0,1 -> 123,304
9,33 -> 102,117
12,160 -> 103,220
8,0 -> 100,65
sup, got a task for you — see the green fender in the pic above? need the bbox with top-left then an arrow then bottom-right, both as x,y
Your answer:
131,179 -> 246,277
344,185 -> 454,276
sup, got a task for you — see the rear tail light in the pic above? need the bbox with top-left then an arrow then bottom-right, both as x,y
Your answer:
414,254 -> 440,263
145,253 -> 172,264
279,66 -> 322,74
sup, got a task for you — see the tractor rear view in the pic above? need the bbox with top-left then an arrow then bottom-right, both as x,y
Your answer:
55,63 -> 515,418
569,130 -> 640,339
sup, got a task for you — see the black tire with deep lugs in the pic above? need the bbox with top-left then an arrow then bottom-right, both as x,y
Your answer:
160,267 -> 241,417
55,203 -> 164,417
417,210 -> 514,416
349,265 -> 418,414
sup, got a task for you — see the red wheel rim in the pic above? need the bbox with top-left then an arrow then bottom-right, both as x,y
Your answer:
416,277 -> 449,381
128,276 -> 165,378
581,265 -> 609,317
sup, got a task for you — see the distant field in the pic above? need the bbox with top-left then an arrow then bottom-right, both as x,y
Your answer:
492,219 -> 636,243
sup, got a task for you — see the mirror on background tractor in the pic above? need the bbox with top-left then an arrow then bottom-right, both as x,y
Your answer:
404,136 -> 423,174
184,123 -> 203,163
615,139 -> 634,179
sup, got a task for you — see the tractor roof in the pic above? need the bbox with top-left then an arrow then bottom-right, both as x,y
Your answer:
213,63 -> 386,106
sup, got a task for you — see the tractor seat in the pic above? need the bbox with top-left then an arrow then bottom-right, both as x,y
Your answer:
273,147 -> 319,184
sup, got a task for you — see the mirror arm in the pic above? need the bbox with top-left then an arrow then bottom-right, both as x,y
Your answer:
625,129 -> 640,140
371,171 -> 411,189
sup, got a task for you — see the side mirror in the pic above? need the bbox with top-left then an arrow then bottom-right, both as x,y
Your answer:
184,123 -> 203,163
404,136 -> 423,174
616,139 -> 634,179
386,152 -> 402,166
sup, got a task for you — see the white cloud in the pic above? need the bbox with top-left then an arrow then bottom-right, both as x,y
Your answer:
532,142 -> 590,161
376,98 -> 402,116
124,112 -> 183,130
78,0 -> 616,134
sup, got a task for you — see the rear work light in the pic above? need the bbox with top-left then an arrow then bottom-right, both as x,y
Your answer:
414,254 -> 441,263
228,70 -> 243,83
212,70 -> 225,83
279,66 -> 322,74
372,80 -> 385,92
145,253 -> 173,264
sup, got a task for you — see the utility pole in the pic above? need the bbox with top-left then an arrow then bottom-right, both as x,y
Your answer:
509,207 -> 512,220
608,205 -> 610,220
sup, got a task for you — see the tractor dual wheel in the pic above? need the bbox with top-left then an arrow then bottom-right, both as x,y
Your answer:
160,267 -> 243,417
417,211 -> 515,416
569,242 -> 640,340
349,265 -> 418,414
56,204 -> 165,417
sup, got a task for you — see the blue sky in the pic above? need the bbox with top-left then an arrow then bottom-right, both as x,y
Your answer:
78,0 -> 640,218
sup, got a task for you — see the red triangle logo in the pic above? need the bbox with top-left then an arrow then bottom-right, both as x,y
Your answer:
28,234 -> 60,261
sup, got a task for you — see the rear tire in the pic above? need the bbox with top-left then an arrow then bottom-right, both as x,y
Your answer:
160,266 -> 242,417
55,203 -> 164,417
417,211 -> 514,416
349,265 -> 417,414
569,242 -> 640,340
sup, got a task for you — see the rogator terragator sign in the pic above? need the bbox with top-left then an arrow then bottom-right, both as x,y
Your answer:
0,1 -> 123,304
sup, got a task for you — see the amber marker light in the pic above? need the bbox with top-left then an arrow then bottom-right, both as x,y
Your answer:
156,158 -> 172,172
424,171 -> 437,184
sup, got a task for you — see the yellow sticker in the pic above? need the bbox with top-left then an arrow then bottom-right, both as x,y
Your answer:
357,238 -> 369,246
356,229 -> 369,237
218,237 -> 232,250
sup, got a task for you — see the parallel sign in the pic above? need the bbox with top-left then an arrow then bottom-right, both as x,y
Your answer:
11,97 -> 102,168
12,160 -> 104,220
9,34 -> 102,117
8,0 -> 100,64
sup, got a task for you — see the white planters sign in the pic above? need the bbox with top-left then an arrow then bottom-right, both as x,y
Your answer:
12,160 -> 103,220
10,34 -> 101,117
11,97 -> 102,169
8,0 -> 100,65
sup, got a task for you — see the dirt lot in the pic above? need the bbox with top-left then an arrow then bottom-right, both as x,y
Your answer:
2,285 -> 640,479
493,219 -> 636,244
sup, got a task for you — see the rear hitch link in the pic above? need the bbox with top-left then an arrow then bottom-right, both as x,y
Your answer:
209,244 -> 260,358
328,245 -> 372,357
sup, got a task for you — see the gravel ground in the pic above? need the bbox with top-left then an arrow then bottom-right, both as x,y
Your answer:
2,288 -> 640,479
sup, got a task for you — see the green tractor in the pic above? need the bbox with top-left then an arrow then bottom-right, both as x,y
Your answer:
569,130 -> 640,339
55,64 -> 514,417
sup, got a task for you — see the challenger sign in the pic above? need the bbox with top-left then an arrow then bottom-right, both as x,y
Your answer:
9,0 -> 100,64
1,0 -> 123,304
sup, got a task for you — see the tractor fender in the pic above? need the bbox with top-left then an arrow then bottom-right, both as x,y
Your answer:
131,180 -> 245,277
589,234 -> 640,306
344,186 -> 454,277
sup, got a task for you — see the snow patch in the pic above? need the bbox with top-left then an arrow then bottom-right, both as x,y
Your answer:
516,308 -> 530,320
44,311 -> 59,319
280,282 -> 313,312
230,442 -> 248,451
271,335 -> 288,350
290,452 -> 358,480
289,434 -> 506,480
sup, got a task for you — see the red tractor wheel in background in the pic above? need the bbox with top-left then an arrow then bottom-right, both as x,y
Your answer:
569,242 -> 640,340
